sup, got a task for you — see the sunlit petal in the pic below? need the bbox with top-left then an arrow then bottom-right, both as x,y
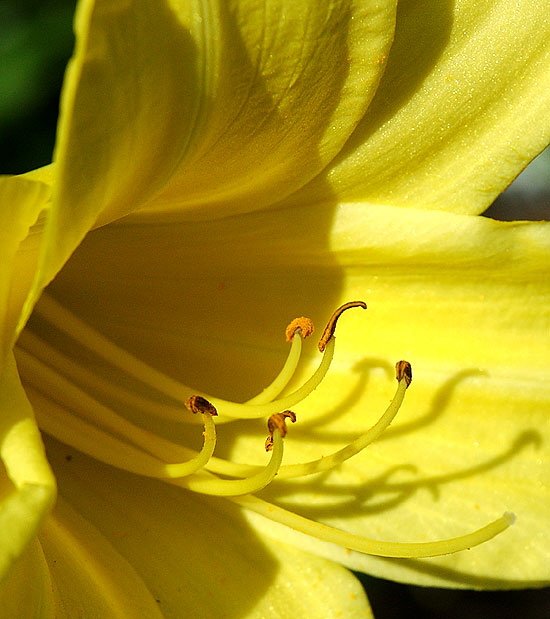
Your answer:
0,354 -> 56,582
281,0 -> 550,214
231,206 -> 550,587
5,0 -> 549,607
137,0 -> 397,221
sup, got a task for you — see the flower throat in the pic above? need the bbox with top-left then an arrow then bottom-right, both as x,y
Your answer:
17,294 -> 514,558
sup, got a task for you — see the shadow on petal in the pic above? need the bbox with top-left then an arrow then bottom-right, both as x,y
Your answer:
262,430 -> 540,520
44,435 -> 283,617
43,435 -> 371,617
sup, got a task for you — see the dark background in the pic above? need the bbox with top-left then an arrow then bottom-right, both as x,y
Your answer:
2,1 -> 548,616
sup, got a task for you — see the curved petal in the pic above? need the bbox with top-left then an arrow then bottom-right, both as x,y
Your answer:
281,0 -> 550,214
19,165 -> 54,186
51,0 -> 397,256
0,354 -> 56,582
33,203 -> 549,588
135,0 -> 397,221
35,0 -> 205,302
43,436 -> 372,617
0,539 -> 55,618
39,498 -> 164,618
0,175 -> 50,361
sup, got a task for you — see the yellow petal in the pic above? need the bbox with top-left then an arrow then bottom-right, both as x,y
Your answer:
0,539 -> 55,618
32,202 -> 549,587
0,175 -> 49,360
0,497 -> 165,618
281,0 -> 550,214
137,0 -> 397,221
52,0 -> 397,252
19,164 -> 54,187
32,0 -> 203,303
0,354 -> 55,582
43,437 -> 372,618
0,153 -> 55,592
39,498 -> 164,618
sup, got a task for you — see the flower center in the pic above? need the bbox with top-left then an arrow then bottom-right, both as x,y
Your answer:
16,294 -> 514,558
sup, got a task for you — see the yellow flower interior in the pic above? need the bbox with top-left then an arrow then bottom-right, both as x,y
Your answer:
15,294 -> 514,558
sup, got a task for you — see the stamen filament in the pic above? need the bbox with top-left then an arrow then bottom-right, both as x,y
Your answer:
35,292 -> 194,402
204,455 -> 259,478
34,293 -> 321,421
244,333 -> 303,405
231,495 -> 515,558
174,431 -> 284,496
16,347 -> 188,459
163,413 -> 216,478
207,337 -> 335,419
17,330 -> 193,423
200,360 -> 410,479
16,348 -> 217,478
277,364 -> 410,479
28,294 -> 510,560
27,386 -> 211,479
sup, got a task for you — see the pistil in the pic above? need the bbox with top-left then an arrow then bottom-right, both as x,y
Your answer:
232,494 -> 515,558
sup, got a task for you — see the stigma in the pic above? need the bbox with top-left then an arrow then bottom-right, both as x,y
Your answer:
18,295 -> 514,558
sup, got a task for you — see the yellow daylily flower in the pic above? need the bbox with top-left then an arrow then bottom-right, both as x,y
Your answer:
1,0 -> 549,616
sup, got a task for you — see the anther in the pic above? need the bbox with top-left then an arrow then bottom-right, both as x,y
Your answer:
395,360 -> 412,387
318,301 -> 367,352
285,317 -> 315,342
265,411 -> 297,451
185,395 -> 218,416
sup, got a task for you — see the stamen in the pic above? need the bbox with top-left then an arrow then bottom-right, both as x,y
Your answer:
395,359 -> 412,387
209,303 -> 362,419
162,412 -> 216,478
265,411 -> 297,451
28,385 -> 215,480
34,292 -> 194,404
232,495 -> 516,558
276,361 -> 411,479
16,348 -> 185,458
27,294 -> 512,558
17,330 -> 192,423
318,301 -> 367,352
206,336 -> 336,419
33,293 -> 317,421
285,317 -> 315,342
245,318 -> 313,406
204,360 -> 413,479
175,414 -> 290,496
185,395 -> 218,416
203,301 -> 367,419
17,348 -> 216,479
